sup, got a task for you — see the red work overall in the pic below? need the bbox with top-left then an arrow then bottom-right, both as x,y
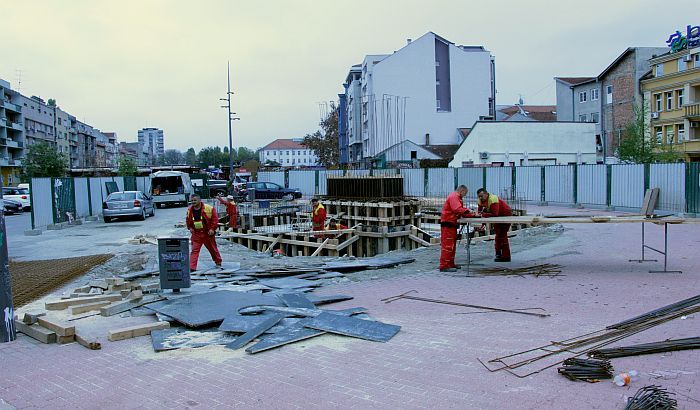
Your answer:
186,203 -> 223,270
312,203 -> 326,238
439,191 -> 473,270
216,197 -> 238,229
478,194 -> 513,259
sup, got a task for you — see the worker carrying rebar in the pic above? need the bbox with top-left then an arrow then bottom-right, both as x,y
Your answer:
439,185 -> 477,272
216,194 -> 239,229
311,198 -> 326,237
476,188 -> 513,262
186,194 -> 223,271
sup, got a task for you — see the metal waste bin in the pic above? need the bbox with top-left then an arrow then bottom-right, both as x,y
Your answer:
158,237 -> 190,291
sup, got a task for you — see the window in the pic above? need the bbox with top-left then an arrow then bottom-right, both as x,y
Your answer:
436,99 -> 441,109
655,64 -> 664,77
298,150 -> 301,155
679,124 -> 686,141
435,61 -> 440,67
286,159 -> 289,163
678,89 -> 685,107
591,112 -> 599,123
579,114 -> 587,122
666,126 -> 674,144
292,150 -> 295,155
695,54 -> 700,69
579,91 -> 587,103
286,151 -> 289,155
655,94 -> 662,112
606,85 -> 613,104
678,58 -> 687,72
666,92 -> 673,110
590,89 -> 599,101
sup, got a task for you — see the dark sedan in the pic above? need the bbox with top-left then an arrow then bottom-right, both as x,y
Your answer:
2,198 -> 23,215
240,182 -> 302,200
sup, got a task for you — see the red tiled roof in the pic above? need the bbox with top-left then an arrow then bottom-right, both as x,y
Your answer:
498,105 -> 557,122
261,139 -> 306,150
555,77 -> 596,85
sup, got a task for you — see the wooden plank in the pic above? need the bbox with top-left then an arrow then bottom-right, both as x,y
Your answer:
22,311 -> 46,325
108,322 -> 170,342
57,335 -> 75,344
262,234 -> 282,253
69,301 -> 112,315
37,317 -> 75,337
14,320 -> 56,344
336,235 -> 360,251
311,238 -> 330,257
408,234 -> 431,247
46,294 -> 123,310
100,295 -> 163,317
75,333 -> 101,350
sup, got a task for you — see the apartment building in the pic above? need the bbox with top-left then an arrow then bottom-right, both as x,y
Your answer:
341,32 -> 496,166
259,139 -> 318,167
138,127 -> 164,165
641,33 -> 700,161
0,79 -> 25,185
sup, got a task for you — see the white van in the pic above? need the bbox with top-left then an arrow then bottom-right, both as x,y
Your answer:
150,171 -> 194,208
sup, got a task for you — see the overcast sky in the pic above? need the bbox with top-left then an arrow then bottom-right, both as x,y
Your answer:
1,1 -> 693,151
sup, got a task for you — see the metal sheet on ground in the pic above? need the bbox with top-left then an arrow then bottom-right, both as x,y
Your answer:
245,319 -> 325,354
151,328 -> 236,351
218,312 -> 278,333
145,290 -> 283,328
225,314 -> 285,350
258,278 -> 323,289
303,312 -> 401,342
306,294 -> 354,305
278,293 -> 316,309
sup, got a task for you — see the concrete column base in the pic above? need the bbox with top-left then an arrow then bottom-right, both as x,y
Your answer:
85,216 -> 99,222
23,229 -> 42,236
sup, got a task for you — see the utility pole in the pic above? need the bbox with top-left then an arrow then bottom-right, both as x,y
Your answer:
220,62 -> 240,184
0,174 -> 16,343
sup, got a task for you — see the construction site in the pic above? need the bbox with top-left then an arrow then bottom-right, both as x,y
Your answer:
0,173 -> 698,409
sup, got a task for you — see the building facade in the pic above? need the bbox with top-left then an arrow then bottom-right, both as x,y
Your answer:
137,127 -> 164,165
641,42 -> 700,161
259,139 -> 318,167
0,79 -> 25,185
341,32 -> 496,166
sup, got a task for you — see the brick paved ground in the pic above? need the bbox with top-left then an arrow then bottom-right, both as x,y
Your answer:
1,207 -> 699,409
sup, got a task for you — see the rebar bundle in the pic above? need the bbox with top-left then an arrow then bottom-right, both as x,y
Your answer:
479,294 -> 700,378
625,386 -> 677,410
588,337 -> 700,359
557,358 -> 614,382
474,264 -> 562,278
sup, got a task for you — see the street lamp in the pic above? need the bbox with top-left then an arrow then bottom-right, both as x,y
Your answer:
220,61 -> 241,185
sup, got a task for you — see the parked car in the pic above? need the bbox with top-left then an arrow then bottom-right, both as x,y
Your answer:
102,191 -> 156,222
2,187 -> 31,210
240,182 -> 302,200
2,198 -> 23,215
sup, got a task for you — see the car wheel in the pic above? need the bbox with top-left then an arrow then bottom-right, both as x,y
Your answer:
150,206 -> 156,217
139,209 -> 146,221
104,216 -> 112,223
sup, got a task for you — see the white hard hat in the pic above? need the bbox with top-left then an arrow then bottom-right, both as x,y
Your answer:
226,195 -> 234,200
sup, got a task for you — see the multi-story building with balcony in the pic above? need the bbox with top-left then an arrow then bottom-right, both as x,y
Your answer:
340,32 -> 496,166
642,43 -> 700,161
18,95 -> 56,149
0,79 -> 25,185
138,127 -> 164,165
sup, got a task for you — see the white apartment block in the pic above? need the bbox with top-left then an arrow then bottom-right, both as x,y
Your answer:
138,127 -> 164,165
259,139 -> 318,167
343,32 -> 496,164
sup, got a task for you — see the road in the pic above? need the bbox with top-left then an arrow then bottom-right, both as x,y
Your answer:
7,205 -> 189,261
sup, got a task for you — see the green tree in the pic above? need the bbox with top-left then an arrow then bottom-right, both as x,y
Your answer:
184,148 -> 197,166
197,146 -> 228,168
116,156 -> 138,176
22,142 -> 68,178
236,147 -> 257,163
163,149 -> 184,165
302,101 -> 339,168
617,103 -> 682,163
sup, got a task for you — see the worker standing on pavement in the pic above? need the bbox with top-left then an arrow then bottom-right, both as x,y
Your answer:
476,188 -> 513,262
216,194 -> 239,229
186,194 -> 223,271
439,185 -> 476,272
311,198 -> 327,237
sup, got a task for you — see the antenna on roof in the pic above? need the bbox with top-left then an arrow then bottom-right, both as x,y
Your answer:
14,69 -> 23,92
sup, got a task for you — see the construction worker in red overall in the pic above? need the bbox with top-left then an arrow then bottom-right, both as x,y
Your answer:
311,198 -> 326,238
216,194 -> 238,229
440,185 -> 476,272
186,194 -> 222,271
476,188 -> 513,262
325,218 -> 348,238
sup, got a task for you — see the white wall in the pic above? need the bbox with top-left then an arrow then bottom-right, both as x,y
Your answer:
367,33 -> 493,159
449,122 -> 598,167
259,147 -> 318,166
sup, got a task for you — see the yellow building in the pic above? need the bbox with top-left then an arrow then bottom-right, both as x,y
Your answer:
641,45 -> 700,161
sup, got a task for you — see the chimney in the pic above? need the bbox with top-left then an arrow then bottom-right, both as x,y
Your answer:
407,39 -> 412,45
425,133 -> 430,146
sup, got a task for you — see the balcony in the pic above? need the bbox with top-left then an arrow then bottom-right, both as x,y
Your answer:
0,138 -> 5,146
2,101 -> 21,113
0,157 -> 9,166
5,139 -> 19,149
685,103 -> 700,119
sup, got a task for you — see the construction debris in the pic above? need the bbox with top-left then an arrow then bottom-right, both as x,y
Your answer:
473,263 -> 563,278
557,358 -> 614,382
625,385 -> 677,410
107,322 -> 170,342
588,337 -> 700,359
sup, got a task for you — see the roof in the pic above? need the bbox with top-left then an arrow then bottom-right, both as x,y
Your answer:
261,139 -> 307,150
497,105 -> 557,122
598,47 -> 667,79
421,144 -> 460,159
555,77 -> 596,86
458,128 -> 472,138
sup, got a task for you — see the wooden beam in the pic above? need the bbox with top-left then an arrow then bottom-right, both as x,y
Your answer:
408,234 -> 431,247
14,320 -> 56,344
311,238 -> 330,257
262,234 -> 282,253
336,235 -> 360,251
69,301 -> 112,315
37,317 -> 75,337
75,333 -> 101,350
107,322 -> 170,342
45,294 -> 123,311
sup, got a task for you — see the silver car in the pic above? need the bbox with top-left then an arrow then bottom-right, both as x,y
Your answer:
102,191 -> 155,222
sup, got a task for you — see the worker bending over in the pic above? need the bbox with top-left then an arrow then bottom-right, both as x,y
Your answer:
216,194 -> 239,229
311,198 -> 327,238
186,194 -> 223,271
439,185 -> 476,272
476,188 -> 513,262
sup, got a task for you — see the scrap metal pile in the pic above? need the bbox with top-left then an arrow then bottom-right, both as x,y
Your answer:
472,263 -> 563,278
557,358 -> 614,382
625,385 -> 677,410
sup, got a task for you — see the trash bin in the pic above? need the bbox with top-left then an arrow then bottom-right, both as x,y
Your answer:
158,237 -> 191,291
